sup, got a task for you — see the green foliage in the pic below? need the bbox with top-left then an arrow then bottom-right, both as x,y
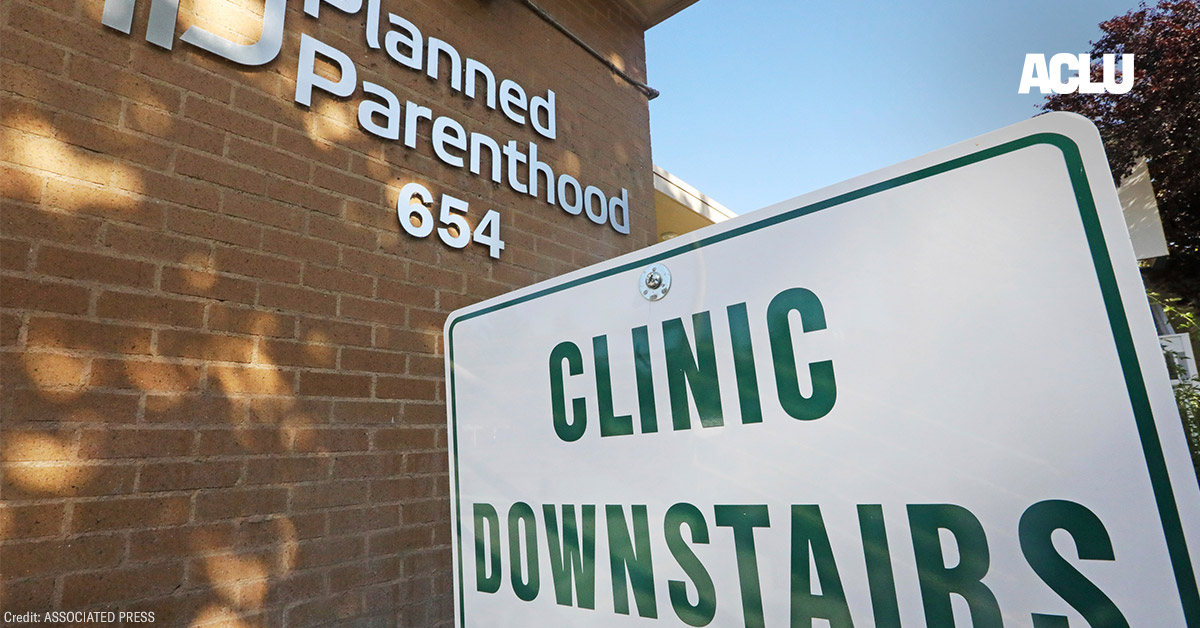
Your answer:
1147,290 -> 1200,479
1175,380 -> 1200,480
1152,292 -> 1198,331
1150,289 -> 1200,346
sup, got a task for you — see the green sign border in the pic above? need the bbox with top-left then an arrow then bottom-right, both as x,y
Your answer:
446,132 -> 1200,626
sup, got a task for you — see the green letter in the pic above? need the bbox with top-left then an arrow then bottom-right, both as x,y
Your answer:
790,505 -> 853,628
907,504 -> 1001,628
1019,500 -> 1129,628
715,505 -> 770,628
726,302 -> 763,424
857,505 -> 901,628
766,288 -> 836,421
665,502 -> 717,626
474,503 -> 502,593
550,341 -> 587,441
508,502 -> 540,601
632,325 -> 658,433
543,504 -> 597,609
594,335 -> 634,437
663,312 -> 723,430
607,505 -> 657,618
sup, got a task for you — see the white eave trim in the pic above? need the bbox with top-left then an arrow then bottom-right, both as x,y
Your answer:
653,165 -> 736,222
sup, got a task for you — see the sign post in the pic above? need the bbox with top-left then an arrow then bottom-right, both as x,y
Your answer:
444,113 -> 1200,627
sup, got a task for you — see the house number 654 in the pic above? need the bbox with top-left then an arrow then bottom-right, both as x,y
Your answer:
397,182 -> 506,259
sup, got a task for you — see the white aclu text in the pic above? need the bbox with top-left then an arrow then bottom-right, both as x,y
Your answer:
1019,53 -> 1135,95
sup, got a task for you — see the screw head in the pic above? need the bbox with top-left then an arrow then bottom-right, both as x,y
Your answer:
638,264 -> 671,301
645,272 -> 663,289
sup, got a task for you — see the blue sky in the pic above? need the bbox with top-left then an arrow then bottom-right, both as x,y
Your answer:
646,0 -> 1141,214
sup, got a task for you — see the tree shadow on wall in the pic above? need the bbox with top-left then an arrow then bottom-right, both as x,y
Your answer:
3,0 -> 655,624
0,0 -> 540,625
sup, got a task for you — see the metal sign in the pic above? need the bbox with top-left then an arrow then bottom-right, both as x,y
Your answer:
444,113 -> 1200,627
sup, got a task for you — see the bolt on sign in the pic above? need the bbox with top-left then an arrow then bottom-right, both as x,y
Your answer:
443,113 -> 1200,627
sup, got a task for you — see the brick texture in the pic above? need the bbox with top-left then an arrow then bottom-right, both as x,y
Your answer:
1,0 -> 655,625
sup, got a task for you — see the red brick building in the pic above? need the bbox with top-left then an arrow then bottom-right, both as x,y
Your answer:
1,0 -> 696,624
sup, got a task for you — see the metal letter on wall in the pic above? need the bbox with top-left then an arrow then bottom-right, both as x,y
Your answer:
100,0 -> 179,49
100,0 -> 286,65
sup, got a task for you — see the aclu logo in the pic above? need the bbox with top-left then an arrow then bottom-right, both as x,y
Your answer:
1018,53 -> 1135,95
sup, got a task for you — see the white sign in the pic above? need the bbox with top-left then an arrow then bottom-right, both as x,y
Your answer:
444,113 -> 1200,627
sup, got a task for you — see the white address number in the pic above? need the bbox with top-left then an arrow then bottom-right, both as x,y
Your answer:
397,182 -> 506,259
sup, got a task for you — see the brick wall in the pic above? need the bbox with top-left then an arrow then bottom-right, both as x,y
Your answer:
1,0 -> 656,625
